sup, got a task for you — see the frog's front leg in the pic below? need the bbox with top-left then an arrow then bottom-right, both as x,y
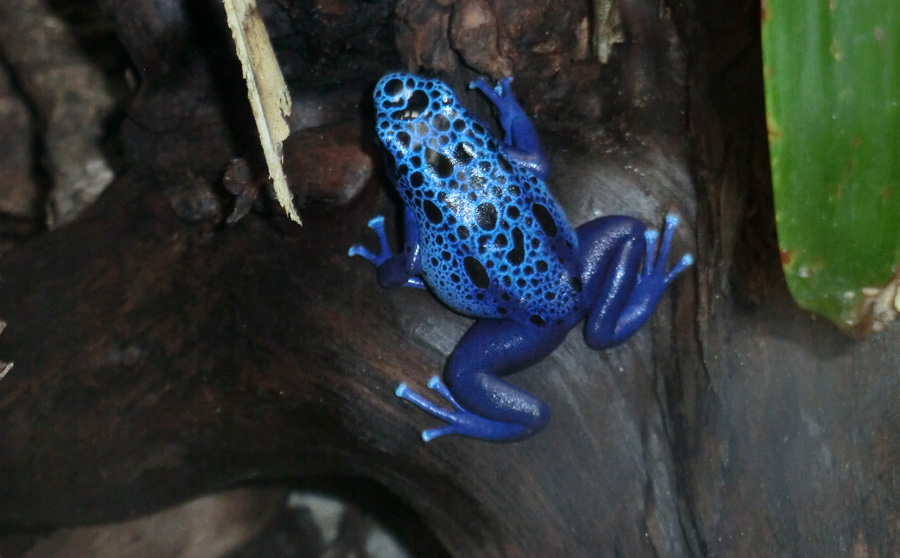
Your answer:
578,215 -> 693,349
396,318 -> 570,441
470,77 -> 549,180
348,208 -> 425,289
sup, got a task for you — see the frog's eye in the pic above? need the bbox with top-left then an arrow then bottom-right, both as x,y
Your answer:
453,142 -> 475,165
391,90 -> 430,120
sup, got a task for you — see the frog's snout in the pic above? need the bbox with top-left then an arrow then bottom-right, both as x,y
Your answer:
377,72 -> 411,98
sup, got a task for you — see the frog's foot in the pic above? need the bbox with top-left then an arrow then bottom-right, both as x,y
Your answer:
348,215 -> 392,265
349,216 -> 425,289
469,76 -> 513,103
469,77 -> 549,180
641,214 -> 693,288
468,77 -> 522,134
395,377 -> 530,442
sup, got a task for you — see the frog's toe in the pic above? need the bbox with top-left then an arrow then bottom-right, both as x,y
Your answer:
395,382 -> 410,397
468,77 -> 488,90
395,376 -> 531,442
641,214 -> 693,283
349,215 -> 394,265
469,77 -> 513,100
495,76 -> 514,95
348,241 -> 392,266
659,214 -> 693,283
665,213 -> 680,229
367,215 -> 386,230
348,244 -> 378,262
422,424 -> 457,442
642,229 -> 659,276
665,253 -> 694,283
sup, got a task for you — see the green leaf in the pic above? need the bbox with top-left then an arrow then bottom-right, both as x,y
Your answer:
762,0 -> 900,334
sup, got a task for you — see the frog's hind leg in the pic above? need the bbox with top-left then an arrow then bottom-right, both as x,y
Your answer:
576,216 -> 648,349
578,215 -> 692,349
396,319 -> 569,442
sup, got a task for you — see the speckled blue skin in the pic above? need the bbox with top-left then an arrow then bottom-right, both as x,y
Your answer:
350,73 -> 693,442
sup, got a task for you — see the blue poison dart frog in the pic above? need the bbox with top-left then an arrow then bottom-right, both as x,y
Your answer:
349,72 -> 693,442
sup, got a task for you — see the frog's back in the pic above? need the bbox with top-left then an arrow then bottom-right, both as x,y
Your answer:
374,74 -> 582,328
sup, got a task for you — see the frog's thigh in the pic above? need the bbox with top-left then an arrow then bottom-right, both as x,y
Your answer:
576,216 -> 646,348
444,319 -> 569,429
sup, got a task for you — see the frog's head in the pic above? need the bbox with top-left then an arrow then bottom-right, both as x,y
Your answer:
373,73 -> 466,181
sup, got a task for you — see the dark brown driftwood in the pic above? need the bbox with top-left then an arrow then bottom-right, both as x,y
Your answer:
0,0 -> 898,556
